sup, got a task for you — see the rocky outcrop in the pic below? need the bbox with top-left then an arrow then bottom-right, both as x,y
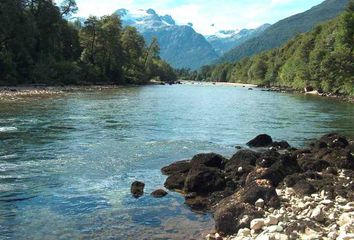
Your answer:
161,133 -> 354,238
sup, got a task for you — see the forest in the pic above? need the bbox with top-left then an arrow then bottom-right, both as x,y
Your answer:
186,1 -> 354,95
0,0 -> 177,86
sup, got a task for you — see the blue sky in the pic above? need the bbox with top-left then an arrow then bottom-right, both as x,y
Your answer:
58,0 -> 325,34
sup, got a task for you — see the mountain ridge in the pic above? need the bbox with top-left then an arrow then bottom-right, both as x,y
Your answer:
216,0 -> 349,64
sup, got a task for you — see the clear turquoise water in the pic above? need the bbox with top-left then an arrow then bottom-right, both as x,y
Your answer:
0,85 -> 353,240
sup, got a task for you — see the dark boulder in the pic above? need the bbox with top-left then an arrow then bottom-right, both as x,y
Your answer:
256,149 -> 280,168
131,181 -> 145,198
247,134 -> 273,147
321,149 -> 354,170
151,189 -> 168,198
302,160 -> 331,172
293,180 -> 316,196
225,150 -> 259,171
184,166 -> 226,194
224,150 -> 259,183
164,173 -> 187,191
214,201 -> 263,235
245,167 -> 283,187
270,153 -> 301,178
319,133 -> 349,149
238,180 -> 280,208
185,195 -> 210,211
271,141 -> 291,149
191,153 -> 227,169
161,160 -> 191,175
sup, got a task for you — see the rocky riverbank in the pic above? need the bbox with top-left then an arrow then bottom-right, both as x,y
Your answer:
161,133 -> 354,240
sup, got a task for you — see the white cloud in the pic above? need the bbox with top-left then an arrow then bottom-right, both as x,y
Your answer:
55,0 -> 324,35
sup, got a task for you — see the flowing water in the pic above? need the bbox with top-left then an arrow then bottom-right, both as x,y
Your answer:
0,84 -> 353,240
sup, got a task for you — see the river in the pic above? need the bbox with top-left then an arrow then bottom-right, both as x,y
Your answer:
0,84 -> 353,239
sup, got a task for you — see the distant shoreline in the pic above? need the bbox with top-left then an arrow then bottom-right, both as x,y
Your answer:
180,80 -> 258,88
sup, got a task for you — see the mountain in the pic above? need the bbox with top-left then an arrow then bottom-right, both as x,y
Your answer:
217,0 -> 349,63
206,24 -> 271,55
115,8 -> 218,70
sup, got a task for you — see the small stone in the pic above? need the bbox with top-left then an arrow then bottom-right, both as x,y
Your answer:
215,233 -> 223,240
250,218 -> 265,230
237,228 -> 251,237
338,213 -> 354,226
327,232 -> 337,240
265,215 -> 278,226
276,189 -> 282,196
206,234 -> 215,240
320,199 -> 333,205
255,198 -> 265,208
337,233 -> 354,240
310,206 -> 325,222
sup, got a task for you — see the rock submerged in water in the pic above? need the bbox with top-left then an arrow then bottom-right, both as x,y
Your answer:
160,133 -> 354,238
131,181 -> 145,198
151,189 -> 168,198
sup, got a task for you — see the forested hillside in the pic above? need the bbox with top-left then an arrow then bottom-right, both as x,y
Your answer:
217,0 -> 349,63
0,0 -> 176,86
192,2 -> 354,95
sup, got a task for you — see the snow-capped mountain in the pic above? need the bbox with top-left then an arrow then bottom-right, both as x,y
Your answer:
206,24 -> 271,55
115,8 -> 218,69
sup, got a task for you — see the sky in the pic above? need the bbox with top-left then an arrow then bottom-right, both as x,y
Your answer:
57,0 -> 325,35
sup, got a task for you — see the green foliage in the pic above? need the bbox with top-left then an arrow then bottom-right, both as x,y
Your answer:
193,5 -> 354,95
0,0 -> 176,86
218,0 -> 349,64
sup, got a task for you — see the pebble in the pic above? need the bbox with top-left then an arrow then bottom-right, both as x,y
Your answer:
255,199 -> 265,208
337,233 -> 354,240
327,231 -> 338,240
250,219 -> 265,230
238,228 -> 251,237
310,206 -> 325,222
265,215 -> 278,226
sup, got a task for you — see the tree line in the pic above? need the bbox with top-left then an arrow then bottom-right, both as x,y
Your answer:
183,1 -> 354,95
0,0 -> 177,86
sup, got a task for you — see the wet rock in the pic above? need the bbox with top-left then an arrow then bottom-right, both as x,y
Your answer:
164,173 -> 187,190
214,202 -> 263,235
271,141 -> 291,149
256,149 -> 280,168
224,150 -> 259,182
161,160 -> 191,175
302,160 -> 331,172
238,180 -> 280,208
151,189 -> 168,198
245,167 -> 283,187
225,150 -> 260,170
320,133 -> 349,149
184,166 -> 226,194
131,181 -> 145,198
247,134 -> 273,148
185,195 -> 209,211
191,153 -> 227,169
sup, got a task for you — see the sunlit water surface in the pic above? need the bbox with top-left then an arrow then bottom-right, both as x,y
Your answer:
0,85 -> 353,239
